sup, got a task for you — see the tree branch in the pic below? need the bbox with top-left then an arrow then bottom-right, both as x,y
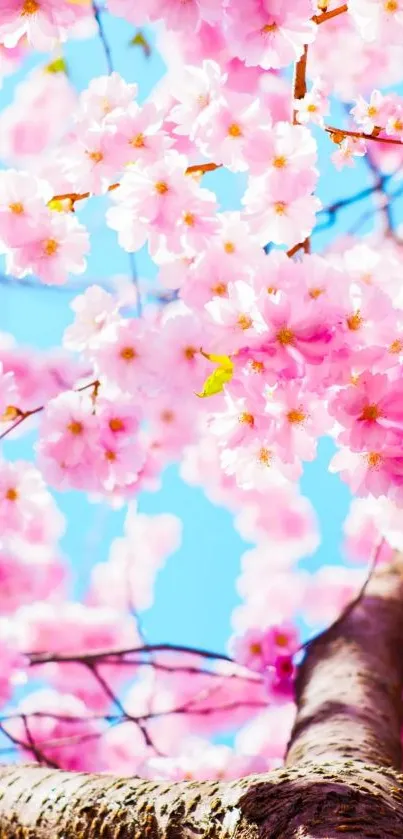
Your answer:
2,555 -> 403,836
287,550 -> 403,769
313,4 -> 348,24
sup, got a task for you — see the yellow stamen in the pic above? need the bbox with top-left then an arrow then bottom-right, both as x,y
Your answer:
9,202 -> 24,215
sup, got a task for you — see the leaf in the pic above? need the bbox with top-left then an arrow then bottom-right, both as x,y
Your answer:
129,30 -> 152,58
196,352 -> 234,398
44,57 -> 68,75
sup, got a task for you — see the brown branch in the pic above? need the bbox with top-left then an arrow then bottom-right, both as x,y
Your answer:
0,379 -> 99,442
28,641 -> 233,666
292,44 -> 308,125
312,3 -> 348,24
290,47 -> 312,257
51,163 -> 222,209
326,124 -> 403,146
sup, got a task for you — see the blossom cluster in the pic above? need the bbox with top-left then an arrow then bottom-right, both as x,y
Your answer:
1,0 -> 403,787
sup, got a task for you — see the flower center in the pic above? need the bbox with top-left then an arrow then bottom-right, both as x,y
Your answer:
109,418 -> 124,432
389,339 -> 403,354
68,421 -> 83,435
87,150 -> 104,163
307,103 -> 318,113
251,360 -> 264,373
249,642 -> 262,655
197,94 -> 210,108
385,0 -> 398,12
184,346 -> 197,360
366,452 -> 383,469
272,155 -> 287,168
105,449 -> 116,461
275,632 -> 289,647
347,311 -> 363,331
274,201 -> 287,215
9,202 -> 24,215
238,313 -> 253,330
287,408 -> 306,424
5,487 -> 18,501
129,133 -> 145,148
359,403 -> 381,422
238,412 -> 254,427
43,238 -> 59,256
276,326 -> 294,346
224,241 -> 235,253
367,105 -> 378,117
227,123 -> 242,138
155,181 -> 169,194
262,22 -> 277,32
161,409 -> 175,423
120,346 -> 137,361
211,282 -> 227,296
183,211 -> 195,227
309,287 -> 324,299
21,0 -> 39,14
258,447 -> 271,466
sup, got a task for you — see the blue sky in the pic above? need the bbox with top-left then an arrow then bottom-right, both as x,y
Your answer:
0,9 -> 398,658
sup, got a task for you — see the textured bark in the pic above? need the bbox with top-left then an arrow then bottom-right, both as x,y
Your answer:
1,553 -> 403,838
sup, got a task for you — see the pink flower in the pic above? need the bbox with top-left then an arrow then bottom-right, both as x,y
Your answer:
243,168 -> 320,246
329,446 -> 403,498
63,285 -> 120,352
205,279 -> 266,353
260,292 -> 335,370
77,72 -> 138,123
351,90 -> 390,134
0,169 -> 52,248
330,372 -> 403,451
0,0 -> 90,51
8,211 -> 89,286
91,319 -> 158,394
197,92 -> 262,171
230,628 -> 273,672
294,79 -> 330,127
109,102 -> 168,169
331,137 -> 367,170
106,151 -> 194,254
265,382 -> 331,461
225,0 -> 316,70
169,60 -> 225,140
64,124 -> 120,195
264,654 -> 296,702
243,121 -> 317,176
0,461 -> 55,543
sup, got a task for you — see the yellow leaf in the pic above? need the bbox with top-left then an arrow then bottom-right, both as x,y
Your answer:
200,350 -> 234,371
196,352 -> 234,398
45,57 -> 68,74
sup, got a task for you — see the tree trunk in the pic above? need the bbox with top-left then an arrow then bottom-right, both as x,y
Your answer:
2,553 -> 403,838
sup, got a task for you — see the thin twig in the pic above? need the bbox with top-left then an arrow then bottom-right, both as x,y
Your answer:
326,125 -> 403,146
312,3 -> 348,24
0,379 -> 99,442
51,164 -> 221,209
29,641 -> 233,666
92,2 -> 113,74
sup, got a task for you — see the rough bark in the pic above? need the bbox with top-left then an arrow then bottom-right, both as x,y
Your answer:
1,553 -> 403,838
